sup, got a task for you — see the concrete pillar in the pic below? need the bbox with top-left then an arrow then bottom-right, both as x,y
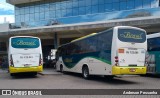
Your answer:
54,32 -> 58,49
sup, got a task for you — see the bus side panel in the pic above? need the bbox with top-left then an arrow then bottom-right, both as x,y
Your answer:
87,57 -> 112,75
147,51 -> 160,74
155,52 -> 160,74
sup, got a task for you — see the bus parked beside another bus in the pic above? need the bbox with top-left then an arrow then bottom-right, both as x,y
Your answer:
146,33 -> 160,74
8,36 -> 43,76
56,26 -> 147,79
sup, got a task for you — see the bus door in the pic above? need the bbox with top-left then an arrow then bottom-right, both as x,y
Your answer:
146,53 -> 156,73
11,53 -> 40,67
155,52 -> 160,73
117,48 -> 146,69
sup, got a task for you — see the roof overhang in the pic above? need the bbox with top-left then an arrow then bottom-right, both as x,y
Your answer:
6,0 -> 41,5
1,16 -> 160,40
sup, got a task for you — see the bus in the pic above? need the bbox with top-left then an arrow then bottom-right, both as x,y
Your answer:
56,26 -> 147,79
8,36 -> 43,76
146,33 -> 160,74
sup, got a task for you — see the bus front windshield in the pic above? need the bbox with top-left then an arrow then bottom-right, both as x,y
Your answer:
118,29 -> 146,43
11,37 -> 40,48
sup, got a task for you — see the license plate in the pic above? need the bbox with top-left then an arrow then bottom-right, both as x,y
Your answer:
130,68 -> 136,72
126,51 -> 138,54
24,64 -> 31,67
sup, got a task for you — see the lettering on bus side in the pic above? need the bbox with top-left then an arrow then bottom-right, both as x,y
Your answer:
118,29 -> 146,43
11,38 -> 40,48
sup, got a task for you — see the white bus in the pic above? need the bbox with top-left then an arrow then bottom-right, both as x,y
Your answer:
56,26 -> 147,79
8,36 -> 43,76
146,33 -> 160,74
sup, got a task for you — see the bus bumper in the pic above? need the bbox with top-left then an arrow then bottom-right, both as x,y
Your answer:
112,66 -> 146,75
9,66 -> 43,74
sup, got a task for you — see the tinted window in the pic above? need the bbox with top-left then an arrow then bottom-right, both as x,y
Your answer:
11,37 -> 40,48
148,37 -> 160,51
118,29 -> 146,43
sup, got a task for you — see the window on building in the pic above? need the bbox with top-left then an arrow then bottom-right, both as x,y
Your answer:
135,0 -> 143,9
120,1 -> 127,10
143,0 -> 151,8
113,2 -> 119,11
127,0 -> 135,10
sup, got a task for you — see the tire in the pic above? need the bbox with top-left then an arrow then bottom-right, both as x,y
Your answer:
104,75 -> 114,79
32,72 -> 37,76
82,66 -> 90,79
10,73 -> 15,76
60,65 -> 63,73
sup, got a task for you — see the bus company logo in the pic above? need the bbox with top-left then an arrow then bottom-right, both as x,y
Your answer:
64,58 -> 73,63
2,90 -> 11,95
120,32 -> 143,39
13,40 -> 36,46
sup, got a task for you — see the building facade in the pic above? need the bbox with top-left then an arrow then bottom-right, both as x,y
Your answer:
12,0 -> 159,27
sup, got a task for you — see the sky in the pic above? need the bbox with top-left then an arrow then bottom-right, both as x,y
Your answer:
0,0 -> 14,23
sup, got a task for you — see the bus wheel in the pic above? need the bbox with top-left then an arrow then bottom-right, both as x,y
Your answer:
60,65 -> 63,73
10,73 -> 15,76
32,72 -> 37,76
104,75 -> 114,80
82,66 -> 90,79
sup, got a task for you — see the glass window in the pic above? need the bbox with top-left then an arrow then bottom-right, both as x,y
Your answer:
15,10 -> 20,15
120,2 -> 127,10
127,0 -> 135,10
99,4 -> 105,13
61,9 -> 67,17
92,5 -> 98,14
86,0 -> 92,6
99,0 -> 105,4
49,11 -> 56,18
148,37 -> 160,51
113,2 -> 119,11
135,0 -> 143,9
50,3 -> 56,10
35,5 -> 40,12
105,3 -> 112,11
79,0 -> 86,7
20,8 -> 24,14
35,13 -> 39,21
91,0 -> 98,6
86,6 -> 92,14
61,2 -> 67,9
151,0 -> 159,8
44,4 -> 49,11
113,0 -> 119,2
56,10 -> 61,18
56,2 -> 61,10
11,37 -> 40,48
29,6 -> 34,13
40,5 -> 45,12
40,12 -> 45,20
72,1 -> 79,7
15,15 -> 20,22
20,15 -> 24,22
143,0 -> 151,8
25,7 -> 29,14
66,9 -> 72,17
66,1 -> 72,9
79,7 -> 86,15
118,29 -> 146,43
45,11 -> 50,19
29,14 -> 34,21
73,8 -> 79,16
105,1 -> 112,3
25,14 -> 30,22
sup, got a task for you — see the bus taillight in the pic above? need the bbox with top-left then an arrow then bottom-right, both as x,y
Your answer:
118,49 -> 124,53
115,56 -> 119,66
39,54 -> 43,66
10,55 -> 14,67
